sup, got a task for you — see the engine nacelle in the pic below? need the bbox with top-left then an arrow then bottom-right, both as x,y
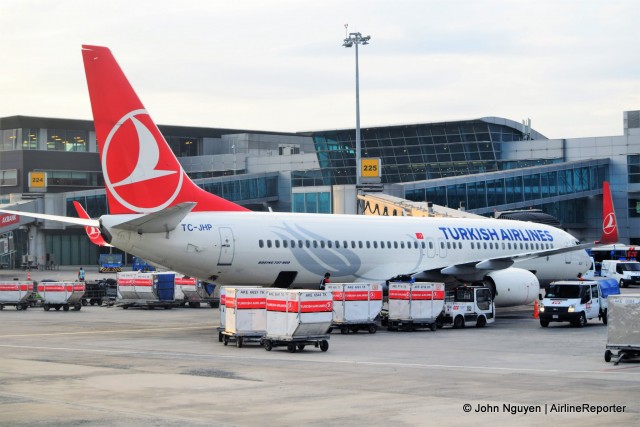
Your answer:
484,268 -> 540,307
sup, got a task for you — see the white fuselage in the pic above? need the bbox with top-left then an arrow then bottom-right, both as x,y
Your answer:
102,211 -> 590,290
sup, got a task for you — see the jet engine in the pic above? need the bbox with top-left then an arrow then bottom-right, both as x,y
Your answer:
484,268 -> 540,307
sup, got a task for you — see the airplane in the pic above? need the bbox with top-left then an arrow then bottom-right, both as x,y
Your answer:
0,45 -> 618,307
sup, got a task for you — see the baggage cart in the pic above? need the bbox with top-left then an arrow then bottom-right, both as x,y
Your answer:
82,280 -> 107,306
0,281 -> 35,310
39,281 -> 85,311
386,282 -> 445,331
222,287 -> 267,348
326,283 -> 383,334
176,276 -> 216,308
262,289 -> 332,352
604,294 -> 640,365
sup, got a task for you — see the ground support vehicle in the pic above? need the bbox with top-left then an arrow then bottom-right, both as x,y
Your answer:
117,271 -> 177,309
436,286 -> 495,329
39,282 -> 85,311
221,287 -> 266,348
385,282 -> 445,331
600,260 -> 640,288
604,294 -> 640,365
0,281 -> 35,310
98,253 -> 123,273
131,256 -> 156,272
326,283 -> 382,334
262,289 -> 332,352
539,279 -> 619,327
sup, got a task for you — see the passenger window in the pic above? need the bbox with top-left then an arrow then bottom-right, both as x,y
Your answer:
282,240 -> 288,248
502,242 -> 505,250
275,240 -> 280,248
380,241 -> 385,249
299,240 -> 303,248
305,240 -> 310,248
401,242 -> 405,249
291,240 -> 296,248
335,241 -> 340,248
358,241 -> 363,249
267,240 -> 272,248
259,240 -> 264,248
421,242 -> 426,249
313,241 -> 318,248
366,241 -> 371,249
429,241 -> 434,249
351,241 -> 356,249
483,242 -> 487,249
446,242 -> 450,249
395,242 -> 399,249
440,241 -> 444,249
326,241 -> 331,248
373,241 -> 378,249
387,241 -> 392,248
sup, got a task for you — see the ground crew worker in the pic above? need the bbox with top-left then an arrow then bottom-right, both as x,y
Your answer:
320,272 -> 330,290
78,267 -> 85,282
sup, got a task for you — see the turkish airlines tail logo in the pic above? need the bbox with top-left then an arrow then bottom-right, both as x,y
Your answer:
81,45 -> 249,214
73,201 -> 111,247
600,181 -> 618,244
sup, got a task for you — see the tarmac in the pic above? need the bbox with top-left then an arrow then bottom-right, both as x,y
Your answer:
1,266 -> 639,426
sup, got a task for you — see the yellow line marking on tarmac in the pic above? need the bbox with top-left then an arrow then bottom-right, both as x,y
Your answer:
0,325 -> 211,338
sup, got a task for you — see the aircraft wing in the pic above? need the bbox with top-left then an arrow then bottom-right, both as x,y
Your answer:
440,242 -> 595,276
0,208 -> 99,228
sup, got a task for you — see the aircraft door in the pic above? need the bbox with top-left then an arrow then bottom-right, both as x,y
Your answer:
427,238 -> 435,258
217,227 -> 235,266
437,238 -> 447,258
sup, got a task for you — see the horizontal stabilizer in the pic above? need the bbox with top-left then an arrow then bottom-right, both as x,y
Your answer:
112,202 -> 197,234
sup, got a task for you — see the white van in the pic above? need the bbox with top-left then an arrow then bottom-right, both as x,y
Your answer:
601,260 -> 640,287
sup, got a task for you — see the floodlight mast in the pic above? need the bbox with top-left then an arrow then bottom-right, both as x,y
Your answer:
343,30 -> 371,188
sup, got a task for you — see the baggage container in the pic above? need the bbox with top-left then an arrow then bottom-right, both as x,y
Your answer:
327,283 -> 383,334
0,281 -> 35,310
117,271 -> 176,309
604,294 -> 640,364
262,289 -> 331,352
387,282 -> 445,331
176,276 -> 215,308
221,287 -> 267,347
216,287 -> 228,342
39,281 -> 85,311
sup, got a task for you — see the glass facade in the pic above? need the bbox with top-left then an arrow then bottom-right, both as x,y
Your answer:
629,155 -> 640,184
307,119 -> 549,186
46,129 -> 89,152
407,163 -> 608,213
292,192 -> 331,213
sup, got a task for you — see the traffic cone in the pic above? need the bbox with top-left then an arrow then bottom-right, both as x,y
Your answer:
533,300 -> 539,319
27,270 -> 31,281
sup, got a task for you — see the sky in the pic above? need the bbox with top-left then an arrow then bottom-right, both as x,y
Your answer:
1,0 -> 638,139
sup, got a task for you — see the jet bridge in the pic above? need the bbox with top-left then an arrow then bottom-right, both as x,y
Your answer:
357,193 -> 485,219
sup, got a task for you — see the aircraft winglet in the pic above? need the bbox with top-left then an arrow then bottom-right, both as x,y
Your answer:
73,201 -> 112,247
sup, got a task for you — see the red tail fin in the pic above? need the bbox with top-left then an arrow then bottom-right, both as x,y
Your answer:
81,45 -> 248,214
600,181 -> 618,244
73,201 -> 111,247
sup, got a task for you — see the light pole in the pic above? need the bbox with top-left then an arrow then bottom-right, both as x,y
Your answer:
343,28 -> 371,188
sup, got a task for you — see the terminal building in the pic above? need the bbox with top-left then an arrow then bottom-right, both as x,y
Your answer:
1,110 -> 639,268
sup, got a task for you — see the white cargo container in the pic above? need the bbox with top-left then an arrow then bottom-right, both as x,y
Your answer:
216,287 -> 228,342
327,283 -> 383,334
116,271 -> 176,308
604,294 -> 640,364
0,281 -> 34,310
262,289 -> 332,352
38,282 -> 85,311
222,287 -> 267,347
387,282 -> 445,331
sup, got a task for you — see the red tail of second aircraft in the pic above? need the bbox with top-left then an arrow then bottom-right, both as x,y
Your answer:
600,181 -> 618,244
81,45 -> 248,214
